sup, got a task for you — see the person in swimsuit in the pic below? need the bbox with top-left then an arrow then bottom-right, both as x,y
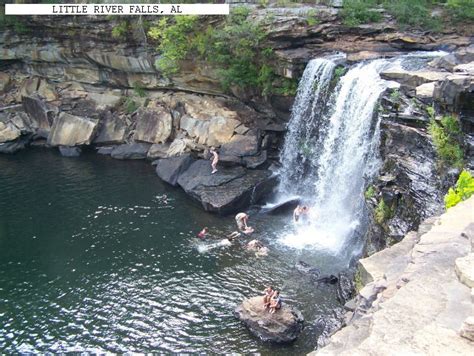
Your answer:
210,147 -> 219,174
197,227 -> 208,239
263,285 -> 274,308
269,290 -> 281,314
293,205 -> 302,223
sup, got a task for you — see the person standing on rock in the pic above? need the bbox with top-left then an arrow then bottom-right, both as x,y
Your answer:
210,147 -> 219,174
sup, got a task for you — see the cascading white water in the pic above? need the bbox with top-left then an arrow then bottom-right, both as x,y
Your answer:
278,58 -> 393,252
279,57 -> 340,196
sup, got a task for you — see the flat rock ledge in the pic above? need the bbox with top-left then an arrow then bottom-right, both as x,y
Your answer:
312,197 -> 474,355
234,296 -> 304,343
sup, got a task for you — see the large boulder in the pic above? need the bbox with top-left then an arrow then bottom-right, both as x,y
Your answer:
177,160 -> 277,214
155,154 -> 195,186
234,296 -> 304,343
22,94 -> 54,137
179,115 -> 241,146
110,143 -> 151,160
0,121 -> 21,143
134,107 -> 172,144
94,112 -> 126,145
47,112 -> 98,146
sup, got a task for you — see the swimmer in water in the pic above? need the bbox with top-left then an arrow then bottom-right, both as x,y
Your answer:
293,205 -> 309,223
197,227 -> 208,239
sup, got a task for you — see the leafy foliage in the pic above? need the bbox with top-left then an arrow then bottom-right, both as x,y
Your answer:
341,0 -> 382,26
124,98 -> 139,114
428,115 -> 464,169
112,20 -> 130,39
365,186 -> 375,199
305,9 -> 320,26
148,7 -> 276,95
444,170 -> 474,209
148,15 -> 198,75
132,82 -> 146,98
447,0 -> 474,22
374,198 -> 392,224
333,66 -> 347,82
384,0 -> 442,31
273,78 -> 299,96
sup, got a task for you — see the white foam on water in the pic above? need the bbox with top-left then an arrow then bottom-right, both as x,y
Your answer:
196,239 -> 232,253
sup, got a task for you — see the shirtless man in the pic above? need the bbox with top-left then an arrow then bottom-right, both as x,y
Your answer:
235,212 -> 249,231
293,205 -> 309,223
210,147 -> 219,174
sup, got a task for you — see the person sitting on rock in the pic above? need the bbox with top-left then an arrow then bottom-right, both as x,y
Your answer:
197,227 -> 208,239
263,285 -> 274,309
269,290 -> 281,314
210,147 -> 219,174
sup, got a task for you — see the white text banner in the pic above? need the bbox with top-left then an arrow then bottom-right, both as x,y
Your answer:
5,4 -> 229,16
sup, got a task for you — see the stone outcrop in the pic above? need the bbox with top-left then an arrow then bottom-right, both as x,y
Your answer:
47,112 -> 98,147
155,154 -> 195,187
312,197 -> 474,355
176,159 -> 277,214
134,107 -> 172,144
234,296 -> 304,343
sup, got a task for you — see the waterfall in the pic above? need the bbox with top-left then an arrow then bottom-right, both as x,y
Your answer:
278,58 -> 393,252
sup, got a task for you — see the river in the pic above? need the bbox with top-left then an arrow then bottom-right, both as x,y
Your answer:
0,148 -> 350,354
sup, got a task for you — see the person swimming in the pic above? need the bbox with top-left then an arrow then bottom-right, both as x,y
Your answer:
197,227 -> 208,239
246,239 -> 268,257
293,205 -> 309,223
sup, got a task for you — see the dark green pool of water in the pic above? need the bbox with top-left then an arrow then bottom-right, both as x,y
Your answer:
0,149 -> 351,354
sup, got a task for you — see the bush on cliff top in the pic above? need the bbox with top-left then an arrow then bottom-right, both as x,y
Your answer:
444,170 -> 474,209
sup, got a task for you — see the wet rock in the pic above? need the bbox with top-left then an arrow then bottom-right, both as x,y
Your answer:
0,137 -> 29,154
234,296 -> 304,343
94,112 -> 126,145
336,272 -> 355,304
96,146 -> 115,155
295,260 -> 321,277
59,146 -> 81,157
260,197 -> 300,215
177,160 -> 277,214
110,143 -> 151,160
134,107 -> 172,144
155,154 -> 195,187
48,112 -> 98,147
